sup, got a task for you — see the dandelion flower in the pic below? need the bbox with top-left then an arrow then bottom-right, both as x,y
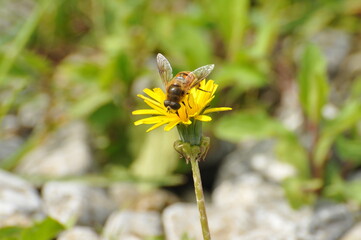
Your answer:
132,79 -> 232,133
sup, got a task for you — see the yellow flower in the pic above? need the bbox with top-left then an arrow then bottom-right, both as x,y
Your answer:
132,80 -> 232,132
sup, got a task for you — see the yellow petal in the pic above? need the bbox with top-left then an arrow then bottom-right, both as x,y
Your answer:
143,88 -> 165,103
164,120 -> 182,131
132,109 -> 161,115
134,116 -> 170,125
195,115 -> 212,122
181,119 -> 192,125
143,99 -> 167,113
204,107 -> 232,114
146,121 -> 167,132
137,94 -> 163,108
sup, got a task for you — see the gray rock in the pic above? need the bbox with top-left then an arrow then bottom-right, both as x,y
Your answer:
309,202 -> 355,240
311,29 -> 352,74
0,114 -> 20,134
341,221 -> 361,240
57,226 -> 100,240
102,210 -> 163,240
0,136 -> 24,162
344,52 -> 361,76
213,176 -> 357,240
42,181 -> 116,227
18,93 -> 49,128
0,0 -> 35,37
0,115 -> 24,162
16,121 -> 93,177
0,169 -> 42,227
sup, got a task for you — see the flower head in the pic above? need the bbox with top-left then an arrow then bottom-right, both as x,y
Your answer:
132,79 -> 231,132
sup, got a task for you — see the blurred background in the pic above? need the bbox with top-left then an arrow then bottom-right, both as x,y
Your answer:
1,0 -> 361,239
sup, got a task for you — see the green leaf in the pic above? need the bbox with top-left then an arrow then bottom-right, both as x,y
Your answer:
69,89 -> 112,118
282,177 -> 321,209
0,217 -> 64,240
206,0 -> 249,61
297,43 -> 329,123
335,136 -> 361,165
0,0 -> 53,84
250,1 -> 283,58
343,180 -> 361,204
131,129 -> 180,187
325,179 -> 361,205
22,217 -> 64,240
215,63 -> 268,92
314,100 -> 361,167
275,135 -> 309,178
350,76 -> 361,100
0,226 -> 23,240
214,110 -> 288,142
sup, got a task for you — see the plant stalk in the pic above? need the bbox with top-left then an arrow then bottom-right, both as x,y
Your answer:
190,157 -> 211,240
176,121 -> 211,240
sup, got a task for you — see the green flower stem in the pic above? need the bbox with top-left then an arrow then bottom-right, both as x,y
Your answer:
177,120 -> 202,145
175,120 -> 211,240
190,157 -> 211,240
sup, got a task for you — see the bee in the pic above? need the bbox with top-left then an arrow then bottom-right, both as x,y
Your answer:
156,53 -> 214,111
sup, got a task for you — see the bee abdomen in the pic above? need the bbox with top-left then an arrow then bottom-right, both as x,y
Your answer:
167,85 -> 184,101
164,84 -> 184,110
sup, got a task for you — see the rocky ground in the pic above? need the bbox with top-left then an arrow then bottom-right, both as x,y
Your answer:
1,121 -> 361,240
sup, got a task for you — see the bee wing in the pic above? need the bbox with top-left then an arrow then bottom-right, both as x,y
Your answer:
188,64 -> 214,88
156,53 -> 173,86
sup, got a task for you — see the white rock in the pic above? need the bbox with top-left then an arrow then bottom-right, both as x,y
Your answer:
163,203 -> 250,240
16,121 -> 93,177
163,202 -> 310,240
163,178 -> 312,240
215,140 -> 295,186
213,174 -> 284,208
109,183 -> 179,211
57,226 -> 100,240
42,181 -> 115,227
0,213 -> 34,228
102,210 -> 162,240
0,169 -> 42,220
108,183 -> 139,208
251,153 -> 295,182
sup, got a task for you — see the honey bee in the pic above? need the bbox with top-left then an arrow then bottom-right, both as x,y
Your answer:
156,53 -> 214,111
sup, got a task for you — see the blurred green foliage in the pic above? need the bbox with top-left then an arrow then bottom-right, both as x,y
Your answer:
217,42 -> 361,209
0,0 -> 361,208
0,217 -> 64,240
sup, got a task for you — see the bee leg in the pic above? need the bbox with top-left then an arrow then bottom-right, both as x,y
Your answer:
176,111 -> 180,117
182,100 -> 192,109
182,101 -> 192,109
198,88 -> 211,93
